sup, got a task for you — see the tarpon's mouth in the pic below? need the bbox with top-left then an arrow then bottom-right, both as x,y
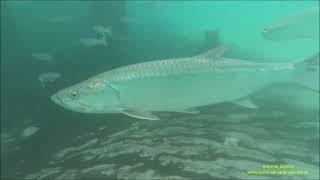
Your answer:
50,94 -> 90,112
51,94 -> 63,105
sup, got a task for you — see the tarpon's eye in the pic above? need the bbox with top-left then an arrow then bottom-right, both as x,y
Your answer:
69,91 -> 79,99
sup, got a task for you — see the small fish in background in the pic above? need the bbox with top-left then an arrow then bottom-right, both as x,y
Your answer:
78,36 -> 109,47
262,6 -> 319,41
93,25 -> 112,38
38,72 -> 61,88
1,131 -> 19,153
21,126 -> 39,138
1,132 -> 16,144
31,52 -> 54,63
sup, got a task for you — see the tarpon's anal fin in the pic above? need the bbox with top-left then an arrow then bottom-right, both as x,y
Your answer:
122,110 -> 160,120
196,46 -> 229,60
294,52 -> 319,93
233,98 -> 258,109
176,108 -> 200,114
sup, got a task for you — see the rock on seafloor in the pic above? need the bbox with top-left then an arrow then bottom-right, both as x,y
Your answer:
23,113 -> 319,179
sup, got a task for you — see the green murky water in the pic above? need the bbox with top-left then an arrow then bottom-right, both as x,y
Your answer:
1,1 -> 319,179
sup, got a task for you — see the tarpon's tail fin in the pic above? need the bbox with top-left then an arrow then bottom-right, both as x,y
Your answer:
294,53 -> 319,93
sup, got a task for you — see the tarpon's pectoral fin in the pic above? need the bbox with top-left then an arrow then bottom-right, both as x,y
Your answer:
233,98 -> 258,109
195,46 -> 229,60
122,110 -> 160,120
176,108 -> 200,114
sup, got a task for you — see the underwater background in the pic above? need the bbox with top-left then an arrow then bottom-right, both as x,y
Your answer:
1,1 -> 319,179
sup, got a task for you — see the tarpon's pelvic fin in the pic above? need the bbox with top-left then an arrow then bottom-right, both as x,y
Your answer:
176,108 -> 200,114
122,109 -> 160,120
195,46 -> 228,60
233,97 -> 258,109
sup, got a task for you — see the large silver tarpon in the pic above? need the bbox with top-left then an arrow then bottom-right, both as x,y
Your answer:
51,48 -> 319,120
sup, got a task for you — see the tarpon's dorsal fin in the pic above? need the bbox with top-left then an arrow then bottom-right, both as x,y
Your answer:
122,109 -> 160,120
233,98 -> 258,109
195,46 -> 228,60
